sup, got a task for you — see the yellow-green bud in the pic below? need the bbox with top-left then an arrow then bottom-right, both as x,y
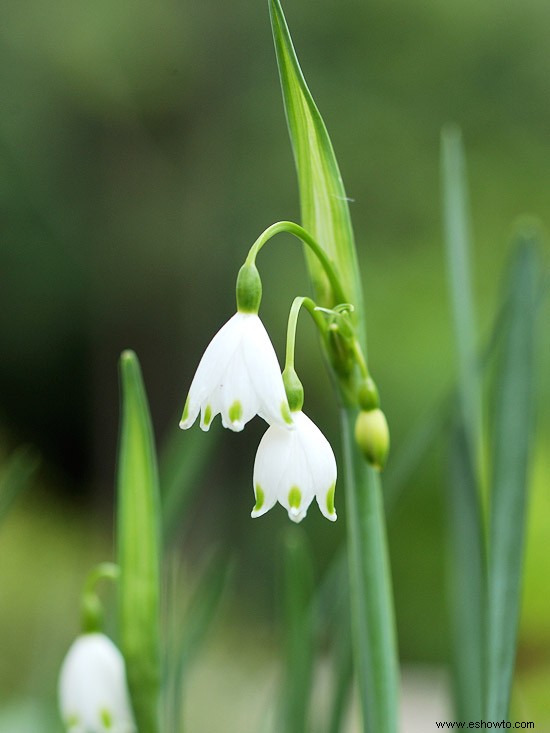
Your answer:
236,263 -> 262,313
354,408 -> 390,471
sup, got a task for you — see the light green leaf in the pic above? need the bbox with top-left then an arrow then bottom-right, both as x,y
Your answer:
441,124 -> 483,478
486,235 -> 540,719
269,0 -> 363,330
117,350 -> 161,733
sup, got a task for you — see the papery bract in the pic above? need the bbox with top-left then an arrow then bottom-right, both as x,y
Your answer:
180,312 -> 293,432
58,632 -> 136,733
252,410 -> 337,522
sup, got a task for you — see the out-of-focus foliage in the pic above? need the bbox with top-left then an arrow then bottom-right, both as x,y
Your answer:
1,0 -> 549,727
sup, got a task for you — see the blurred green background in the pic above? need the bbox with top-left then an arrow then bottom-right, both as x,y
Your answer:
1,0 -> 549,729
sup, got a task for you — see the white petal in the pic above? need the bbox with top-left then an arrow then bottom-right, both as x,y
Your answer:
293,412 -> 337,521
219,345 -> 258,432
242,316 -> 293,429
251,411 -> 337,523
180,313 -> 246,430
58,633 -> 135,733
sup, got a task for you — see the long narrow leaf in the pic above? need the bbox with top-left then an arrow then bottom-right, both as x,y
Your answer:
486,237 -> 540,719
117,350 -> 162,733
269,0 -> 363,328
447,425 -> 486,719
441,124 -> 483,474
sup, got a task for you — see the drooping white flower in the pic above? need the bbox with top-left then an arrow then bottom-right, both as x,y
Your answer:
179,312 -> 293,432
251,410 -> 337,523
58,633 -> 136,733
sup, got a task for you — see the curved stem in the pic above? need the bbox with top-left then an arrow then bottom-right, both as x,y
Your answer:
284,296 -> 326,372
246,221 -> 347,305
81,562 -> 120,633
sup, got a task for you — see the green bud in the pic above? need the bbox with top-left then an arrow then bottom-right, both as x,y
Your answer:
357,377 -> 380,411
282,367 -> 304,412
236,263 -> 262,313
354,408 -> 390,471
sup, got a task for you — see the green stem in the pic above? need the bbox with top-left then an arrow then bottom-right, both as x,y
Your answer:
246,221 -> 347,305
284,296 -> 325,371
81,562 -> 119,633
341,407 -> 399,733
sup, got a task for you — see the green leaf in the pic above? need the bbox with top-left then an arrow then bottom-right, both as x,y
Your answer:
486,235 -> 540,719
280,528 -> 315,733
117,350 -> 162,733
441,124 -> 483,476
0,446 -> 39,525
447,425 -> 486,719
269,0 -> 363,330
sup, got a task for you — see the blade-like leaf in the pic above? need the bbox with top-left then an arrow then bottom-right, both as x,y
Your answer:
486,236 -> 540,720
0,446 -> 39,525
441,124 -> 483,476
269,0 -> 363,329
117,350 -> 162,733
447,425 -> 486,719
280,528 -> 315,733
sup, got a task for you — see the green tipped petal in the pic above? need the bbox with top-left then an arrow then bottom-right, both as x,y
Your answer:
254,485 -> 265,512
288,486 -> 302,509
228,400 -> 243,425
326,484 -> 336,516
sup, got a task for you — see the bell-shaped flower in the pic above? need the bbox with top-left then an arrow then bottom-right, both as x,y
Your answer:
251,410 -> 337,522
179,312 -> 293,432
58,632 -> 136,733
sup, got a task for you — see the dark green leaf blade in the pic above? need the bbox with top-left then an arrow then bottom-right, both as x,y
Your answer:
486,235 -> 540,719
447,424 -> 486,719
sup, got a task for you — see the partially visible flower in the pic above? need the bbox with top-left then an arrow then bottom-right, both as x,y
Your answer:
179,312 -> 293,432
251,410 -> 337,522
58,632 -> 135,733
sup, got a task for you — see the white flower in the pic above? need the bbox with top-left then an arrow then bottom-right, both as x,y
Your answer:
251,410 -> 337,523
58,633 -> 136,733
179,312 -> 293,432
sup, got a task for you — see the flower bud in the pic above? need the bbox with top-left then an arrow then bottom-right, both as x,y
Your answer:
354,408 -> 390,471
236,263 -> 262,313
